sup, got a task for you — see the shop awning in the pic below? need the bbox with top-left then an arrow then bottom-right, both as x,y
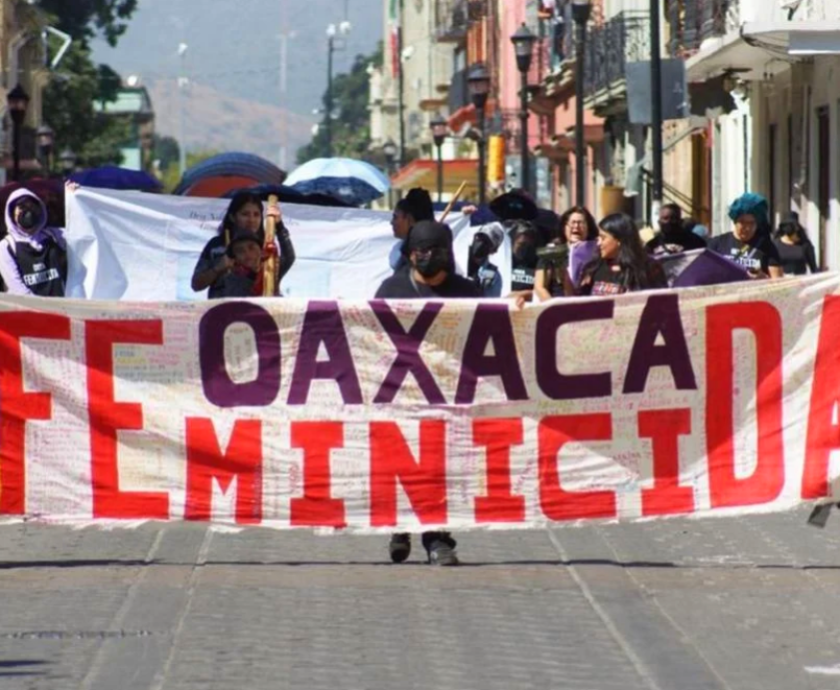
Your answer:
391,158 -> 479,196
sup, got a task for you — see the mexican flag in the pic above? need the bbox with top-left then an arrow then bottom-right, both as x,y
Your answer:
389,0 -> 401,78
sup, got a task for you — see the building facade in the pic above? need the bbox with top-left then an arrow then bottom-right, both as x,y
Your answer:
0,0 -> 49,181
372,0 -> 840,269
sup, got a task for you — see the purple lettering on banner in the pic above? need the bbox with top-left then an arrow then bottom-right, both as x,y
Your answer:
287,300 -> 363,405
370,301 -> 446,404
623,294 -> 697,394
535,301 -> 614,400
455,304 -> 528,404
199,302 -> 281,408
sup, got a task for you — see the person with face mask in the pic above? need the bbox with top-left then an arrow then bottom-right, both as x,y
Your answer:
645,203 -> 706,256
466,224 -> 504,297
508,221 -> 541,293
0,189 -> 67,297
376,220 -> 479,300
374,220 -> 478,566
707,193 -> 783,279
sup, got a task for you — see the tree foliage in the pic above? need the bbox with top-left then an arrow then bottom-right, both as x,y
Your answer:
297,44 -> 383,164
37,0 -> 138,48
36,1 -> 140,169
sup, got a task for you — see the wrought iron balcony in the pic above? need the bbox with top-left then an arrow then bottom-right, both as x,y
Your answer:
667,0 -> 741,57
583,10 -> 650,104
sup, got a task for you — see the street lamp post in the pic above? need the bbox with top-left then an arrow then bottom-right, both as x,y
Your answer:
7,84 -> 30,182
326,21 -> 352,159
36,124 -> 55,176
430,112 -> 448,203
571,0 -> 592,207
511,24 -> 537,197
59,148 -> 77,176
650,0 -> 664,221
467,63 -> 491,206
383,138 -> 397,207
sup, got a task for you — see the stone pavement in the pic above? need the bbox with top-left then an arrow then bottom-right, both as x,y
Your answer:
1,508 -> 840,690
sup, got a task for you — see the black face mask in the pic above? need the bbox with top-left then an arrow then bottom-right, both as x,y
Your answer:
469,238 -> 492,265
18,207 -> 42,231
514,243 -> 538,268
414,248 -> 449,278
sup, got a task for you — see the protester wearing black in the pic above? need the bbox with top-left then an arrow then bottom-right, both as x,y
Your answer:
466,224 -> 504,297
375,221 -> 478,566
773,217 -> 818,275
388,187 -> 435,273
706,193 -> 782,278
508,220 -> 541,293
191,191 -> 295,299
645,203 -> 706,256
0,188 -> 67,297
579,213 -> 667,296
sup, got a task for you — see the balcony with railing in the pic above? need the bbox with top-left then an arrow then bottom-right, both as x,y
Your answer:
583,10 -> 650,113
667,0 -> 741,57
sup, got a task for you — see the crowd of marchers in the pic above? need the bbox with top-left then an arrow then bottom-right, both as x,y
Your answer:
0,181 -> 821,567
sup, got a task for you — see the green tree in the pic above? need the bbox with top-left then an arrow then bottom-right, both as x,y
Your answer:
37,0 -> 138,48
37,1 -> 139,169
160,149 -> 220,193
297,44 -> 383,164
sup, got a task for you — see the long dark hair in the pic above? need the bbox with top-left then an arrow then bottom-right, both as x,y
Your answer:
219,191 -> 265,241
557,205 -> 598,243
585,213 -> 661,292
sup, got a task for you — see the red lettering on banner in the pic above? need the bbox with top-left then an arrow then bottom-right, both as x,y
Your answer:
289,421 -> 346,527
0,313 -> 70,514
538,414 -> 616,520
369,421 -> 447,527
803,296 -> 840,499
706,303 -> 784,508
86,320 -> 169,519
639,409 -> 695,516
184,418 -> 262,524
473,419 -> 525,523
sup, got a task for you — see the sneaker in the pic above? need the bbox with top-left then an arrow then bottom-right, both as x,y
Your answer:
426,539 -> 459,566
389,533 -> 411,563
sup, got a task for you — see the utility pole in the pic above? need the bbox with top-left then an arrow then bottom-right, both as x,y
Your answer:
178,43 -> 188,177
650,0 -> 664,221
397,0 -> 406,167
326,28 -> 335,157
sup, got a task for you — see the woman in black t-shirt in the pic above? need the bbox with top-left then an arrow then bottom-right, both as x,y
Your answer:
578,214 -> 667,296
706,192 -> 782,278
772,219 -> 818,275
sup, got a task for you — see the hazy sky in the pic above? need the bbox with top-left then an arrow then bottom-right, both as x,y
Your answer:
91,0 -> 384,116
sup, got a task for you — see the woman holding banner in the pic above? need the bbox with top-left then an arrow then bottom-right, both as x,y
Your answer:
533,205 -> 599,301
191,191 -> 296,298
577,213 -> 667,296
707,193 -> 783,279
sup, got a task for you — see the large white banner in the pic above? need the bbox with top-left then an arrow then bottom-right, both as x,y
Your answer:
1,276 -> 840,530
65,189 -> 512,301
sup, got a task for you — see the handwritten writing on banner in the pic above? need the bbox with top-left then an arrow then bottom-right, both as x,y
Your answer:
1,274 -> 839,530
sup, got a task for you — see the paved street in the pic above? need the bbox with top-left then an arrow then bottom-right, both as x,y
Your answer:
1,508 -> 840,690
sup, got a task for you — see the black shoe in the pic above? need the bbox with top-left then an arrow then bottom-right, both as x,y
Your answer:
389,533 -> 411,563
422,531 -> 459,566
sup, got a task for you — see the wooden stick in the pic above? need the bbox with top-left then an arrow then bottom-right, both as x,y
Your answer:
439,181 -> 468,223
262,194 -> 279,297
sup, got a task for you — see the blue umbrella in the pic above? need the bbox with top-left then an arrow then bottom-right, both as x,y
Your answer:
285,158 -> 390,206
70,165 -> 163,192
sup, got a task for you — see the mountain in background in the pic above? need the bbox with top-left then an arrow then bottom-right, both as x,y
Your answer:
91,0 -> 383,166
